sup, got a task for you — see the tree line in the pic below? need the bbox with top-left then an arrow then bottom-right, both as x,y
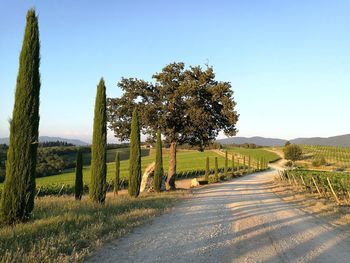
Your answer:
0,9 -> 238,224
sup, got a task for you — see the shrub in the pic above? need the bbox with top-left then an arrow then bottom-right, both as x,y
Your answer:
283,144 -> 303,161
208,175 -> 218,184
285,160 -> 293,167
312,156 -> 326,167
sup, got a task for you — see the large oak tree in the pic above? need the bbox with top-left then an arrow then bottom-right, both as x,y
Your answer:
107,62 -> 238,190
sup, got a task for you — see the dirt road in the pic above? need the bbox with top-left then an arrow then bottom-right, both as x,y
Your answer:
87,167 -> 350,263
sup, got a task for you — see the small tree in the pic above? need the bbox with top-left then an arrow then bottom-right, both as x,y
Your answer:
89,78 -> 107,203
114,152 -> 120,195
205,157 -> 209,181
224,151 -> 228,177
1,9 -> 41,223
243,156 -> 246,173
231,155 -> 235,176
214,157 -> 219,182
283,144 -> 303,161
153,129 -> 163,192
128,108 -> 141,197
285,141 -> 291,147
75,149 -> 83,200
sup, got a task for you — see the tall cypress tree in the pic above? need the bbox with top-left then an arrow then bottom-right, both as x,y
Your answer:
89,78 -> 107,203
231,155 -> 235,176
128,108 -> 141,197
153,129 -> 163,192
224,151 -> 228,177
243,156 -> 246,173
1,9 -> 41,223
114,152 -> 120,195
75,149 -> 83,200
204,157 -> 209,181
214,157 -> 219,182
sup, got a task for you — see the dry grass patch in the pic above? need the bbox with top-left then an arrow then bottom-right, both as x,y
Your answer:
273,181 -> 350,229
0,191 -> 188,262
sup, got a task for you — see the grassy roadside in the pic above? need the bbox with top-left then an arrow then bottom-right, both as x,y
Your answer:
0,191 -> 188,262
273,179 -> 350,229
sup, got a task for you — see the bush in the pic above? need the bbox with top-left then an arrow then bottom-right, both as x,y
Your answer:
283,144 -> 303,161
312,156 -> 326,167
334,167 -> 345,172
285,160 -> 293,167
208,174 -> 219,184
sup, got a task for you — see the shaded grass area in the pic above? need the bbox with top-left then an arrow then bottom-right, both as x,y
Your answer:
0,191 -> 187,262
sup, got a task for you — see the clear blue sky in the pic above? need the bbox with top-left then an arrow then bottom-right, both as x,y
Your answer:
1,0 -> 349,142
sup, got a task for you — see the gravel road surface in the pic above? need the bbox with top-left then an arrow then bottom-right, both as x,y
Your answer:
86,168 -> 350,263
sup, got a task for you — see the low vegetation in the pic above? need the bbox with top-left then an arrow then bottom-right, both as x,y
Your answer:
0,191 -> 186,262
283,144 -> 303,161
302,145 -> 350,170
279,169 -> 350,204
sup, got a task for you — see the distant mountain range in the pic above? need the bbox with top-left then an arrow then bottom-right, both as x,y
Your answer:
1,134 -> 349,148
0,136 -> 89,146
218,134 -> 350,147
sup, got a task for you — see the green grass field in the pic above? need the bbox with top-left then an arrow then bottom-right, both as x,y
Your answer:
0,150 -> 228,190
224,147 -> 280,163
61,147 -> 150,166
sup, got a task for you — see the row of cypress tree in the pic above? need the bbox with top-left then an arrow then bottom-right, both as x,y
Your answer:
0,8 -> 164,224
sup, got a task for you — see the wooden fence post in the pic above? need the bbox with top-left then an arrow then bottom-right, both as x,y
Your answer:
327,177 -> 340,204
58,184 -> 65,196
291,174 -> 298,187
311,177 -> 322,197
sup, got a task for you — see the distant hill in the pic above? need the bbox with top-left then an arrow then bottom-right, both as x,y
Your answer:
0,136 -> 89,146
218,134 -> 350,147
218,136 -> 287,147
290,134 -> 350,147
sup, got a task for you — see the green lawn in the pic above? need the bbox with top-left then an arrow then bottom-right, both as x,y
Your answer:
224,147 -> 280,163
0,150 -> 226,189
61,147 -> 150,166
